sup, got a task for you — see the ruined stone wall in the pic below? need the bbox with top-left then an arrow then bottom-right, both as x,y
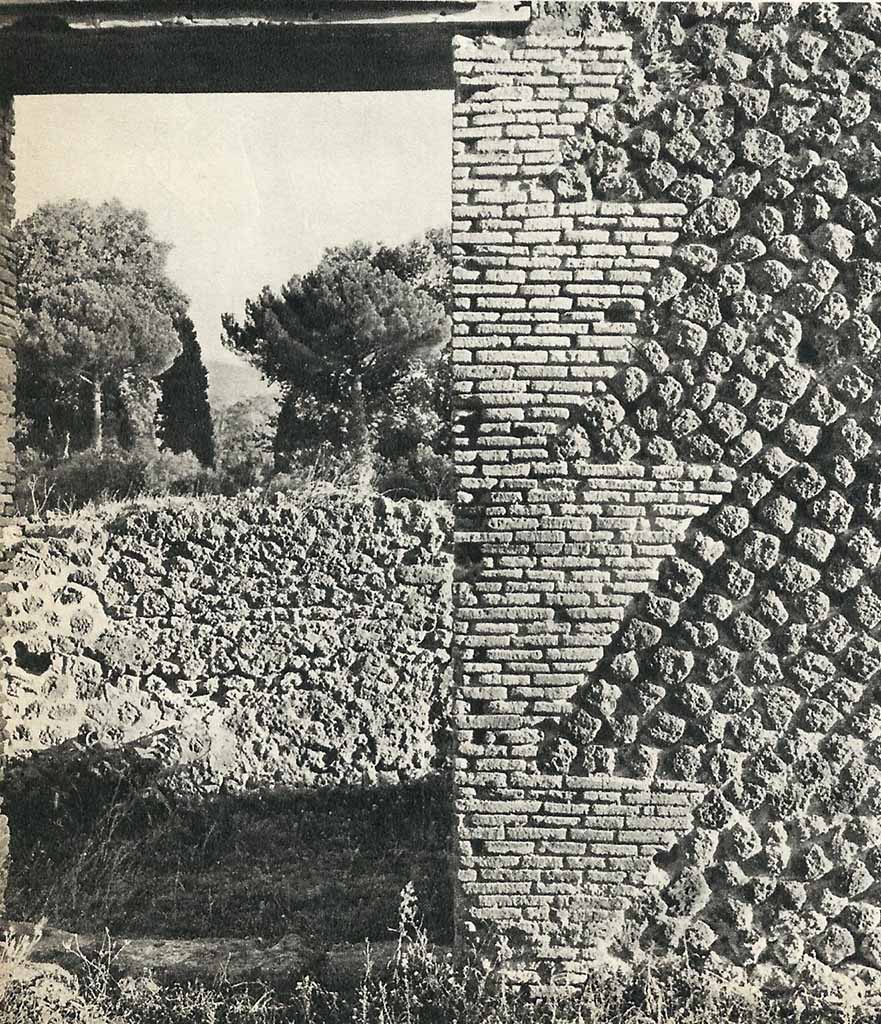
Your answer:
453,0 -> 881,999
2,495 -> 452,791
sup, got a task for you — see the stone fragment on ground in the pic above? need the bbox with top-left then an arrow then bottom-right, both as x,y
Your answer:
3,919 -> 315,989
2,919 -> 410,993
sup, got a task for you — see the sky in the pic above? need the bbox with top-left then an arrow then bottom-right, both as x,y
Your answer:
15,92 -> 453,378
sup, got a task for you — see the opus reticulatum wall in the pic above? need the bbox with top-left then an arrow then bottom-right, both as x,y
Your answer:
453,0 -> 881,999
2,495 -> 452,792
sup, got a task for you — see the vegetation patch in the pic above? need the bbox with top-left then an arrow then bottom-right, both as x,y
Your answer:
4,900 -> 876,1024
3,752 -> 453,950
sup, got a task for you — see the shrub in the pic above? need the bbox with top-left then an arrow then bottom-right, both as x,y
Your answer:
13,447 -> 150,513
142,449 -> 216,496
12,400 -> 456,509
13,446 -> 223,513
376,445 -> 457,501
266,443 -> 377,498
0,922 -> 120,1024
5,886 -> 838,1024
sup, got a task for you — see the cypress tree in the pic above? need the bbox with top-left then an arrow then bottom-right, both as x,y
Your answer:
157,313 -> 216,467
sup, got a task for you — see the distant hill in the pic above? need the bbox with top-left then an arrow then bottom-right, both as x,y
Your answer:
206,358 -> 279,411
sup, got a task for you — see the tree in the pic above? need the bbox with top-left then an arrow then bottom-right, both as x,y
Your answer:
213,394 -> 277,492
15,199 -> 187,454
221,237 -> 449,468
114,373 -> 161,452
157,313 -> 216,467
326,227 -> 452,313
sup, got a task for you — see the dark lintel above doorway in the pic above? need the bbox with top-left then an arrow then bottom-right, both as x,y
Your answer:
0,0 -> 531,92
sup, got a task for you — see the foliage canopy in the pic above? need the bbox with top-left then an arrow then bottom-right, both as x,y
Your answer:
16,198 -> 187,452
221,232 -> 450,458
157,313 -> 216,467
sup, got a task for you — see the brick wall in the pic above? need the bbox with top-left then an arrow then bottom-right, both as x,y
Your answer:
457,774 -> 702,983
0,95 -> 13,909
450,31 -> 727,981
0,98 -> 14,526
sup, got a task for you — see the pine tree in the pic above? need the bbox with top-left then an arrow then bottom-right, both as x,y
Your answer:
347,374 -> 374,491
221,240 -> 449,466
157,313 -> 216,467
16,199 -> 186,453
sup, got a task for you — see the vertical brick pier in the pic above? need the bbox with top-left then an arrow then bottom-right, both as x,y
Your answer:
450,31 -> 732,982
0,95 -> 15,907
0,98 -> 14,526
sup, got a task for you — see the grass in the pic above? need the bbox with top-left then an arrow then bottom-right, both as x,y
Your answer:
3,895 -> 871,1024
4,762 -> 453,949
4,750 -> 875,1023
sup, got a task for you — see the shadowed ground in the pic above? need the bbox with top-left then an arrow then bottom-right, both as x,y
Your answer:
3,765 -> 453,950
